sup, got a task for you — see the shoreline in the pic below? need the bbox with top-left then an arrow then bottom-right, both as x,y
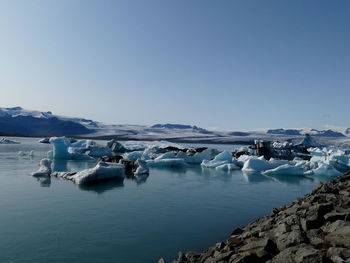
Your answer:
161,172 -> 350,263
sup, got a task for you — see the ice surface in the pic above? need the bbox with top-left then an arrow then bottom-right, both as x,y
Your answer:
31,158 -> 52,177
310,162 -> 342,177
123,151 -> 147,161
176,149 -> 212,164
201,151 -> 233,168
147,158 -> 187,168
0,138 -> 20,144
49,137 -> 110,160
242,158 -> 278,173
262,164 -> 304,176
68,161 -> 125,185
134,159 -> 149,175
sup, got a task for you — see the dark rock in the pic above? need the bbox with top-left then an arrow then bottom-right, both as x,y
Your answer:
195,147 -> 208,153
324,226 -> 350,248
100,155 -> 123,163
326,247 -> 350,263
270,245 -> 325,263
119,159 -> 138,174
163,172 -> 350,263
230,252 -> 261,263
324,211 -> 350,222
231,227 -> 244,235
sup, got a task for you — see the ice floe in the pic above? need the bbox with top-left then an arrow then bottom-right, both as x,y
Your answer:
262,164 -> 305,177
31,158 -> 52,177
53,161 -> 125,185
134,159 -> 149,175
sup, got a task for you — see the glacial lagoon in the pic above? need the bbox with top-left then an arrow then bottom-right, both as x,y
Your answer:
0,137 -> 330,263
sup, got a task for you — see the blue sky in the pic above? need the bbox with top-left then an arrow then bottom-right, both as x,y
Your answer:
0,0 -> 349,130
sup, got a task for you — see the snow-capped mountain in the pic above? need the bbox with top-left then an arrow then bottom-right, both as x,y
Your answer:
0,107 -> 92,136
0,107 -> 349,145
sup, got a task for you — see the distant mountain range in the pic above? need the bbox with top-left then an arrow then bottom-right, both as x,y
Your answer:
267,128 -> 346,137
0,107 -> 349,143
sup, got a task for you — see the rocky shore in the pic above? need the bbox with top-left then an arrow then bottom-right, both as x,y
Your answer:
160,172 -> 350,263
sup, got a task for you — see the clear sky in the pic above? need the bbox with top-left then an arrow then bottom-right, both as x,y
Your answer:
0,0 -> 349,130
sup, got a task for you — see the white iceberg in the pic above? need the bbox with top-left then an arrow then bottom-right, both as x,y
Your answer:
201,151 -> 233,168
242,158 -> 275,173
310,162 -> 342,177
64,161 -> 125,185
262,164 -> 304,176
31,158 -> 52,177
123,151 -> 148,162
134,159 -> 149,175
155,151 -> 177,160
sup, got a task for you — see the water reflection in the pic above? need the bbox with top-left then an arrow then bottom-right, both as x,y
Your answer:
242,171 -> 271,183
77,178 -> 125,194
262,174 -> 313,185
36,177 -> 51,187
52,159 -> 97,172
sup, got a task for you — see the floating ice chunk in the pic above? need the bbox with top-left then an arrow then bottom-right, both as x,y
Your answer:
215,163 -> 240,171
39,138 -> 50,144
0,138 -> 20,144
18,151 -> 25,156
69,161 -> 125,185
262,164 -> 304,176
328,160 -> 350,173
201,160 -> 231,168
86,146 -> 112,158
329,153 -> 350,166
201,151 -> 233,168
187,149 -> 213,164
107,139 -> 127,153
31,158 -> 52,177
242,158 -> 275,173
311,162 -> 342,177
49,137 -> 73,159
49,137 -> 108,160
147,158 -> 187,168
155,152 -> 177,160
134,159 -> 149,175
236,155 -> 256,167
123,151 -> 144,161
214,151 -> 232,162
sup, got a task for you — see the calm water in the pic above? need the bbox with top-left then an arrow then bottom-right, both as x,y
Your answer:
0,137 -> 328,263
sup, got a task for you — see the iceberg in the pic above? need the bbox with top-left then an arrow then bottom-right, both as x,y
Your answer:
55,161 -> 125,185
134,159 -> 149,175
39,138 -> 50,144
155,151 -> 177,160
262,164 -> 304,176
123,151 -> 148,162
49,137 -> 110,160
31,158 -> 52,177
177,149 -> 212,164
147,158 -> 187,168
310,162 -> 342,177
242,158 -> 276,173
201,151 -> 233,168
0,138 -> 20,144
107,139 -> 127,153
